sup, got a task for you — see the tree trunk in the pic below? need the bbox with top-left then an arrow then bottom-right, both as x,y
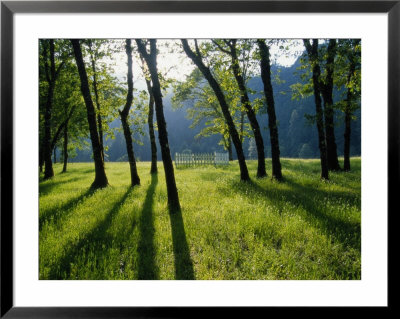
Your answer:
136,39 -> 181,212
39,141 -> 44,173
62,121 -> 68,173
120,112 -> 141,186
119,39 -> 140,187
343,109 -> 351,171
257,39 -> 283,181
89,45 -> 105,162
41,39 -> 65,179
321,39 -> 340,171
229,40 -> 266,178
304,39 -> 329,180
227,135 -> 233,161
43,40 -> 55,180
60,104 -> 75,173
71,39 -> 108,189
53,146 -> 57,163
222,131 -> 233,161
181,39 -> 249,181
145,79 -> 158,174
343,57 -> 357,171
240,110 -> 245,144
43,82 -> 54,179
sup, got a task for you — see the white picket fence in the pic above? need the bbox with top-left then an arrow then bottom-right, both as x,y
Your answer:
175,152 -> 229,168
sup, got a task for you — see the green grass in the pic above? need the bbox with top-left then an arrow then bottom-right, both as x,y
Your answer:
39,158 -> 361,280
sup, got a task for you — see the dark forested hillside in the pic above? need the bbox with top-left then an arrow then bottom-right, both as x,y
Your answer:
69,58 -> 361,162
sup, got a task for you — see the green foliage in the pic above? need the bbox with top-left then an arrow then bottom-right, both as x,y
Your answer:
290,82 -> 313,101
172,67 -> 239,152
39,39 -> 89,155
173,39 -> 264,151
334,39 -> 361,115
290,39 -> 361,120
82,39 -> 126,142
39,158 -> 361,279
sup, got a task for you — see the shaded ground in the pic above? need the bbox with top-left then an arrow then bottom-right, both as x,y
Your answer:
39,158 -> 361,280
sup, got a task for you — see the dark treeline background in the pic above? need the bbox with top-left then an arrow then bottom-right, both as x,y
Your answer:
68,58 -> 360,163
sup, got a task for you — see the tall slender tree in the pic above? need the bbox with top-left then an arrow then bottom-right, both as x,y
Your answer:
71,39 -> 109,188
119,39 -> 140,187
213,39 -> 267,178
336,39 -> 361,171
343,64 -> 356,171
50,59 -> 88,174
257,39 -> 283,181
181,39 -> 250,181
61,105 -> 76,172
320,39 -> 340,171
41,39 -> 65,179
303,39 -> 329,180
62,121 -> 69,173
139,55 -> 158,174
87,39 -> 105,161
136,39 -> 180,212
145,78 -> 158,174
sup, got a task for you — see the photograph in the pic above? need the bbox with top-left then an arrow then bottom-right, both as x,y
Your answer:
38,38 -> 362,280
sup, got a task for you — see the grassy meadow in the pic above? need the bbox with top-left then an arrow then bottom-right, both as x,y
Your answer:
39,158 -> 361,280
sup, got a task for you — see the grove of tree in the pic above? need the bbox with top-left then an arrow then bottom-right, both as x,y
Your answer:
39,38 -> 361,203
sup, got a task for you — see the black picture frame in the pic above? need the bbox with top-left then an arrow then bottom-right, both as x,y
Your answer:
1,0 -> 396,317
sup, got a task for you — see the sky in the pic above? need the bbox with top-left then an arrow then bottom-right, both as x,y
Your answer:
102,39 -> 305,90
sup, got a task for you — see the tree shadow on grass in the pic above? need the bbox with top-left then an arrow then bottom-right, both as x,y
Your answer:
46,187 -> 133,279
169,207 -> 195,280
137,174 -> 159,280
284,177 -> 361,208
39,176 -> 83,196
39,188 -> 96,231
227,179 -> 361,250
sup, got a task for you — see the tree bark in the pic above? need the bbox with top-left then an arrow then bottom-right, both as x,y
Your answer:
239,111 -> 245,144
71,39 -> 109,189
62,121 -> 68,173
88,41 -> 105,162
321,39 -> 340,171
60,106 -> 75,173
120,113 -> 141,186
42,40 -> 55,179
343,55 -> 357,171
257,39 -> 283,180
181,39 -> 249,181
119,39 -> 140,187
222,130 -> 233,161
136,39 -> 181,212
227,134 -> 233,161
39,141 -> 44,173
343,108 -> 351,171
227,136 -> 233,162
50,106 -> 76,152
145,78 -> 158,174
304,39 -> 329,180
228,40 -> 266,178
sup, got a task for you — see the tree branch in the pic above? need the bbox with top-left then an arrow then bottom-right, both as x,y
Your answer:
211,39 -> 231,55
135,39 -> 150,61
194,39 -> 202,58
41,40 -> 51,83
303,39 -> 313,56
54,61 -> 65,81
51,105 -> 76,150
